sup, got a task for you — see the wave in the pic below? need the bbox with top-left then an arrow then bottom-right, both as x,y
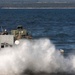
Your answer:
0,38 -> 75,75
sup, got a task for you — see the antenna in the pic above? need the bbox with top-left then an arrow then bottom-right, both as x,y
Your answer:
0,26 -> 3,32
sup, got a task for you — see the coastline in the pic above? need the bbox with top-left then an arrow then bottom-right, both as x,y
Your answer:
1,7 -> 75,9
1,3 -> 75,9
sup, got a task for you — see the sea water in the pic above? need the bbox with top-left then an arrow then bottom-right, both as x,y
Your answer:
0,9 -> 75,75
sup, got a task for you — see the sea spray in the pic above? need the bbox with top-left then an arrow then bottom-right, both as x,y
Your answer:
0,38 -> 75,75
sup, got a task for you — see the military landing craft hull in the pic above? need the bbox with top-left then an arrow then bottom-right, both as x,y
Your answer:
0,25 -> 32,49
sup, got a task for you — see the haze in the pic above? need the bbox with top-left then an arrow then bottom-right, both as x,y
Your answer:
0,0 -> 75,3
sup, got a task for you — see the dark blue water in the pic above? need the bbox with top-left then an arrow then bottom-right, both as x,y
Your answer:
0,9 -> 75,75
0,9 -> 75,54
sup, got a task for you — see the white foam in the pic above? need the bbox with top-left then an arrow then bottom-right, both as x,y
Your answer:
0,38 -> 75,75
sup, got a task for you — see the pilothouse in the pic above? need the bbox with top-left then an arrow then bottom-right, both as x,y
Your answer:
0,25 -> 32,49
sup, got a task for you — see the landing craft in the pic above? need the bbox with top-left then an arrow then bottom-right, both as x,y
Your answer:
0,25 -> 64,54
0,25 -> 32,49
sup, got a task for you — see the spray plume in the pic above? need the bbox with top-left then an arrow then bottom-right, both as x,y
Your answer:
0,38 -> 75,75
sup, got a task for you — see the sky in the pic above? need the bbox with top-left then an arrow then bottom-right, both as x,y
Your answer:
0,0 -> 75,3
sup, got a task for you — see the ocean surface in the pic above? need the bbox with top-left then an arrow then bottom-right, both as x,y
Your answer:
0,9 -> 75,53
0,9 -> 75,75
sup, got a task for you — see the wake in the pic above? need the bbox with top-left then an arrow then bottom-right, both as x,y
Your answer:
0,38 -> 74,75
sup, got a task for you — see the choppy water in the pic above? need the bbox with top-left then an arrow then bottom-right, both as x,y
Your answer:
0,9 -> 75,75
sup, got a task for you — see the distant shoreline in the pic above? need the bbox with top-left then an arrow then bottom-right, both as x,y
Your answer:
1,7 -> 75,9
1,3 -> 75,9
